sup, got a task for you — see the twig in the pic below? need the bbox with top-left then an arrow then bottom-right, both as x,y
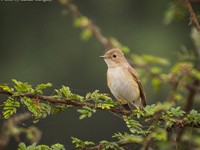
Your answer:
185,0 -> 200,32
166,118 -> 200,131
0,89 -> 131,116
184,80 -> 199,113
1,88 -> 200,150
58,1 -> 114,49
167,82 -> 179,102
1,89 -> 200,130
171,1 -> 200,141
143,136 -> 153,150
0,113 -> 32,149
186,84 -> 200,93
175,78 -> 199,142
84,116 -> 200,150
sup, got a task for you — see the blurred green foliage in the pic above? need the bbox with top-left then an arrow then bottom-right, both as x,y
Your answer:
18,143 -> 65,150
0,0 -> 200,149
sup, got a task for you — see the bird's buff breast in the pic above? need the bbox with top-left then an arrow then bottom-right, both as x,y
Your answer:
107,66 -> 140,103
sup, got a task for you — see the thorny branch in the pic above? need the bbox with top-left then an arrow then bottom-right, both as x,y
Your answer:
175,0 -> 200,138
185,0 -> 200,32
58,0 -> 114,49
172,0 -> 200,140
0,89 -> 130,116
0,89 -> 200,130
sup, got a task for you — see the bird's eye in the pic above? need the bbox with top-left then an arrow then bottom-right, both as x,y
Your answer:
113,54 -> 117,58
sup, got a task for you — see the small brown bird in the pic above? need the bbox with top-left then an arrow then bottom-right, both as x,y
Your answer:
101,48 -> 146,110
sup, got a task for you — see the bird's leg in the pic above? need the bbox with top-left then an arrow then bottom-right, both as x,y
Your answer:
118,99 -> 132,111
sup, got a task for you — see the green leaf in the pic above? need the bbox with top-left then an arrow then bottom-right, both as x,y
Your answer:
77,106 -> 96,119
171,62 -> 193,75
51,143 -> 65,150
36,103 -> 52,121
143,104 -> 157,116
152,77 -> 162,92
0,84 -> 14,93
18,142 -> 66,150
97,103 -> 115,109
18,143 -> 37,150
192,69 -> 200,80
164,116 -> 176,129
144,103 -> 174,116
35,83 -> 52,94
20,97 -> 40,121
142,55 -> 170,66
88,90 -> 112,101
121,46 -> 130,54
163,2 -> 186,25
85,92 -> 91,100
50,104 -> 67,115
151,128 -> 167,141
133,108 -> 145,118
188,110 -> 200,124
85,90 -> 116,109
113,132 -> 143,144
112,132 -> 124,140
150,67 -> 163,74
12,79 -> 34,94
74,16 -> 89,27
55,86 -> 84,101
123,133 -> 143,144
80,29 -> 93,41
168,107 -> 185,117
3,97 -> 20,119
131,54 -> 169,67
18,143 -> 27,150
123,116 -> 145,135
100,140 -> 124,150
71,137 -> 94,149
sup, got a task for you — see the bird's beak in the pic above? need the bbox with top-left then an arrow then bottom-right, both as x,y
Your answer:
100,55 -> 105,58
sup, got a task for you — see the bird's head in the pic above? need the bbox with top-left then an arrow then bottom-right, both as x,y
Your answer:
100,48 -> 126,68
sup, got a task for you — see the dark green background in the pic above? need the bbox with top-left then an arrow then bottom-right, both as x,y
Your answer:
0,0 -> 192,149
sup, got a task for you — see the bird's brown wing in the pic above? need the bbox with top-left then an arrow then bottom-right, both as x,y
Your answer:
128,66 -> 146,107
